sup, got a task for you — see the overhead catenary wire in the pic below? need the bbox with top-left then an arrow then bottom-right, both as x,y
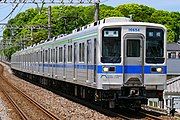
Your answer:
8,4 -> 14,20
0,3 -> 19,22
16,1 -> 26,15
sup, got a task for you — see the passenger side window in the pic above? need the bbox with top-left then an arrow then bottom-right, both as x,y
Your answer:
79,43 -> 85,62
55,47 -> 58,63
59,47 -> 63,62
53,49 -> 55,62
48,49 -> 50,63
168,53 -> 171,59
68,45 -> 72,62
178,53 -> 180,59
45,50 -> 48,62
87,40 -> 92,63
74,43 -> 78,63
41,51 -> 43,62
42,51 -> 44,62
169,52 -> 176,59
38,51 -> 40,63
51,49 -> 53,62
36,52 -> 38,62
79,43 -> 81,62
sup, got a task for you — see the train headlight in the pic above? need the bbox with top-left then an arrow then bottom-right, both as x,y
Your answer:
156,67 -> 162,73
103,67 -> 109,72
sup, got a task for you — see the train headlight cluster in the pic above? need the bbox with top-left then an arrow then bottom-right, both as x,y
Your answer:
156,67 -> 162,73
103,67 -> 109,72
151,67 -> 163,73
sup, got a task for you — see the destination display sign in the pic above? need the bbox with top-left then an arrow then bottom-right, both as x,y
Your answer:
148,31 -> 161,37
104,30 -> 119,37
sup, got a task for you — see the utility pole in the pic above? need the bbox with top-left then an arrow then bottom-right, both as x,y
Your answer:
31,26 -> 33,42
0,36 -> 3,51
48,6 -> 51,39
9,27 -> 13,46
94,0 -> 100,22
20,36 -> 23,49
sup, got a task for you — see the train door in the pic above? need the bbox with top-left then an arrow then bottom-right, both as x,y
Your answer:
30,53 -> 32,72
31,53 -> 33,72
42,50 -> 45,74
44,49 -> 48,76
36,52 -> 38,73
31,53 -> 33,73
63,45 -> 66,79
40,50 -> 43,74
58,47 -> 63,79
123,34 -> 144,85
73,43 -> 78,80
38,51 -> 40,73
93,38 -> 97,84
50,48 -> 55,77
87,40 -> 92,83
48,48 -> 51,76
54,47 -> 58,78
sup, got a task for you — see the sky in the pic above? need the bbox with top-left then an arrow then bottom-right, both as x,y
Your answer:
0,0 -> 180,37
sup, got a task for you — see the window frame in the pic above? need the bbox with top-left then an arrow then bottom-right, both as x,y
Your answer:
68,45 -> 73,62
79,42 -> 85,63
59,47 -> 63,63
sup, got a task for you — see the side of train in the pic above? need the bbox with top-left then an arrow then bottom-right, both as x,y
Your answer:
11,17 -> 167,108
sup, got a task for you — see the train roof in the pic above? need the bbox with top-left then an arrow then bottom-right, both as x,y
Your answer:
165,76 -> 180,94
167,43 -> 180,51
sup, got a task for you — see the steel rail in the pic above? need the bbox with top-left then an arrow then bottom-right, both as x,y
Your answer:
0,81 -> 29,120
139,111 -> 163,120
5,79 -> 60,120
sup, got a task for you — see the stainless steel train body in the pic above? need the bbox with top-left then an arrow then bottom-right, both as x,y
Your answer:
11,17 -> 167,108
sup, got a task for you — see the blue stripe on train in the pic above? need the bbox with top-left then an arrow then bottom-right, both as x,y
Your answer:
97,65 -> 166,74
124,66 -> 142,74
35,63 -> 167,74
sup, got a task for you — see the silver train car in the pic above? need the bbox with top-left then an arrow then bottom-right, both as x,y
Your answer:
11,17 -> 167,108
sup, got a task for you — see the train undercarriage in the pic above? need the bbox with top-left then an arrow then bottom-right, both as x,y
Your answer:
12,69 -> 148,109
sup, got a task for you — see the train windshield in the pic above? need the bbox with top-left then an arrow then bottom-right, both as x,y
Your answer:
146,28 -> 164,64
101,28 -> 121,63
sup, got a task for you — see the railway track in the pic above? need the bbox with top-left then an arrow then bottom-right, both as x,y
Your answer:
139,110 -> 164,120
111,107 -> 165,120
0,64 -> 60,120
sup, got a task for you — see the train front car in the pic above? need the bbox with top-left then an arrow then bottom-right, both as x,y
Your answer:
96,18 -> 167,108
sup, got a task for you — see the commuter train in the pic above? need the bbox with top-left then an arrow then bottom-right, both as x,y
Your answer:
11,17 -> 167,108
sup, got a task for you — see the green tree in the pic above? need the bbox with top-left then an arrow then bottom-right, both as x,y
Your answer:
115,4 -> 155,22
